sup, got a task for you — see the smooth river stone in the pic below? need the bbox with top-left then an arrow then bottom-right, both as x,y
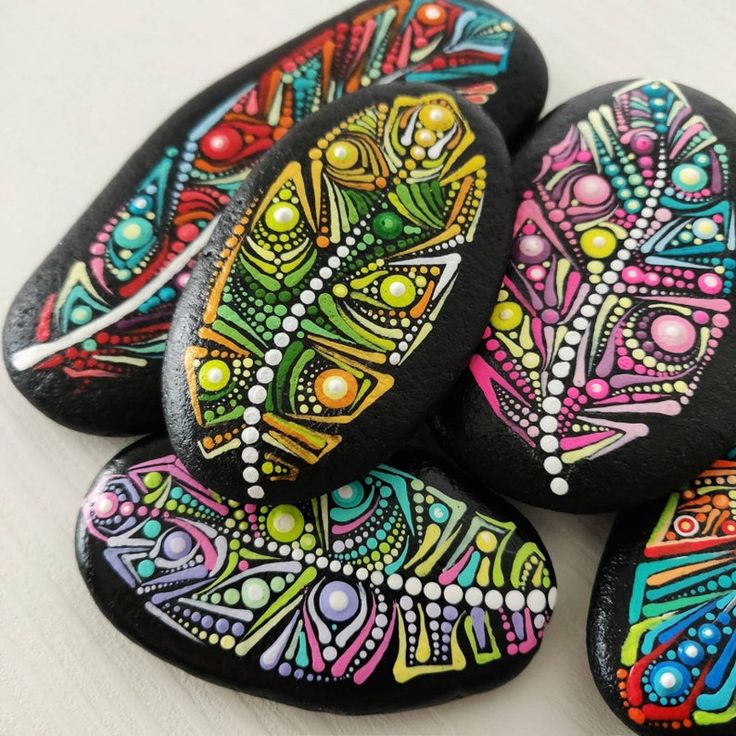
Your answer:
434,79 -> 736,513
76,436 -> 557,713
3,0 -> 546,435
163,83 -> 512,503
588,451 -> 736,735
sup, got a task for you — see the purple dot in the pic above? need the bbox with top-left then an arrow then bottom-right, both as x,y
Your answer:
232,622 -> 245,637
163,531 -> 193,560
318,581 -> 359,622
278,663 -> 292,677
443,606 -> 458,621
201,615 -> 214,630
215,618 -> 229,634
513,235 -> 550,264
191,612 -> 201,623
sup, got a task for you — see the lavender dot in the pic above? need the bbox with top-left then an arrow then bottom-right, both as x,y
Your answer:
232,622 -> 245,637
443,605 -> 459,621
278,663 -> 292,677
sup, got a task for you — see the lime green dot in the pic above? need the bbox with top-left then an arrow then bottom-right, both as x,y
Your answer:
241,578 -> 270,609
300,533 -> 316,551
264,202 -> 299,232
143,472 -> 163,489
223,588 -> 240,605
198,359 -> 230,392
380,275 -> 416,307
266,505 -> 304,542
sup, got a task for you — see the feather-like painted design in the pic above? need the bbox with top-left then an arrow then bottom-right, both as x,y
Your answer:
181,90 -> 488,499
79,444 -> 555,698
471,79 -> 733,497
11,0 -> 518,382
617,454 -> 736,730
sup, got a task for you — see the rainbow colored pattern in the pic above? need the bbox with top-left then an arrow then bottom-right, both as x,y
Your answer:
618,456 -> 736,729
82,450 -> 555,687
470,80 -> 733,498
10,0 -> 517,381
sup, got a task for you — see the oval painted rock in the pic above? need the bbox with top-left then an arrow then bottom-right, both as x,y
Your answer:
76,436 -> 556,713
3,0 -> 545,435
435,79 -> 736,513
163,83 -> 512,503
588,451 -> 736,735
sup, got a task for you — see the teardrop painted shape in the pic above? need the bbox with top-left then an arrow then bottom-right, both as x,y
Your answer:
435,79 -> 736,513
163,83 -> 512,503
76,436 -> 556,713
3,0 -> 545,435
589,450 -> 736,735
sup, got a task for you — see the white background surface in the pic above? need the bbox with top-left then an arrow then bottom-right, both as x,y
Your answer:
2,1 -> 735,734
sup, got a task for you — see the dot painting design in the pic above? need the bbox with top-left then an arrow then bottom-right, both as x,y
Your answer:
82,452 -> 556,688
9,0 -> 517,380
617,455 -> 736,730
183,91 -> 487,499
470,79 -> 734,497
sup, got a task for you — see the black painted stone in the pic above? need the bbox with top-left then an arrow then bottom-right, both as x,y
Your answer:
76,435 -> 557,714
3,0 -> 546,435
434,79 -> 736,513
163,82 -> 512,504
588,451 -> 736,735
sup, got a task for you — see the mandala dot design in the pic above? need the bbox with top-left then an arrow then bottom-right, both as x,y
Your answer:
617,455 -> 736,730
183,91 -> 488,499
470,79 -> 734,497
82,451 -> 555,689
11,0 -> 518,381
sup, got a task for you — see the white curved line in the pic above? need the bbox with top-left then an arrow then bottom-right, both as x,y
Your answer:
10,216 -> 220,371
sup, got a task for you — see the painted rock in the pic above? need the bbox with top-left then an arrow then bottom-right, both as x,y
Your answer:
3,0 -> 545,435
76,436 -> 557,714
163,83 -> 512,503
588,451 -> 736,735
435,79 -> 736,513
